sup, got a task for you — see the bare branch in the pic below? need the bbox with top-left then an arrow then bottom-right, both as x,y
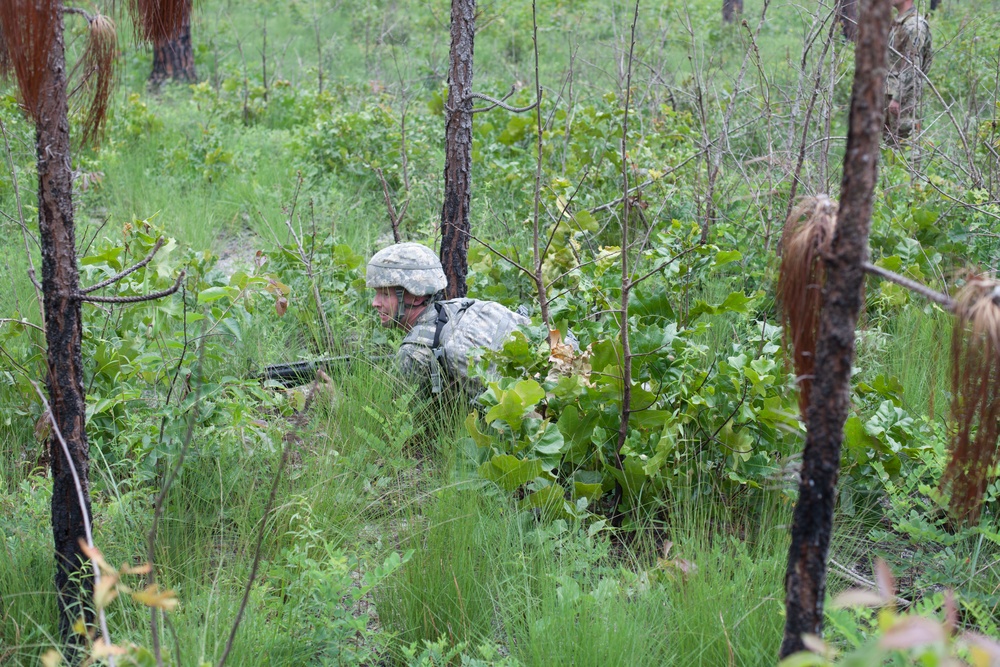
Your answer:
0,318 -> 46,334
630,243 -> 702,288
375,167 -> 406,243
62,6 -> 95,22
465,230 -> 535,279
589,151 -> 701,214
861,262 -> 956,310
79,271 -> 185,304
465,89 -> 539,114
80,237 -> 166,294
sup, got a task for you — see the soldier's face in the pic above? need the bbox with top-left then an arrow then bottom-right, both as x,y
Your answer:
372,288 -> 427,329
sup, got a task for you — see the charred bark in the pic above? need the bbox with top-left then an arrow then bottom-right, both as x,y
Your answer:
780,0 -> 890,657
439,0 -> 476,299
723,0 -> 743,23
149,0 -> 195,87
37,12 -> 93,645
836,0 -> 858,41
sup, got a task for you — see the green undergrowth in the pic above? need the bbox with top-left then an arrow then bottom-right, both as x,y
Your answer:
2,0 -> 1000,663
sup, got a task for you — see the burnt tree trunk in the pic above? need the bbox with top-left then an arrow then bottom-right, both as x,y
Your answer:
723,0 -> 743,23
439,0 -> 476,299
779,0 -> 891,658
38,11 -> 93,645
836,0 -> 859,41
149,0 -> 196,86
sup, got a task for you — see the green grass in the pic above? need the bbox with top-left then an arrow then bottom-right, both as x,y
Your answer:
3,0 -> 1000,663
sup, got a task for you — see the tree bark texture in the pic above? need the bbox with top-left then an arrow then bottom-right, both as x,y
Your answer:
439,0 -> 476,299
780,0 -> 890,657
37,12 -> 93,644
836,0 -> 859,41
149,0 -> 196,86
723,0 -> 743,23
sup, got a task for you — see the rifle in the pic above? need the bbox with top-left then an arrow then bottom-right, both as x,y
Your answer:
257,354 -> 392,388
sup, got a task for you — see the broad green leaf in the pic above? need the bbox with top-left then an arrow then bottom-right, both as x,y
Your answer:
465,413 -> 494,449
531,421 -> 566,455
479,455 -> 543,492
197,286 -> 231,304
524,483 -> 566,512
513,379 -> 545,407
485,389 -> 526,431
714,250 -> 742,267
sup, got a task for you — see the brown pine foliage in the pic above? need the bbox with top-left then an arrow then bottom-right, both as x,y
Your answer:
76,14 -> 119,146
778,196 -> 838,417
126,0 -> 187,44
943,278 -> 1000,523
0,0 -> 60,121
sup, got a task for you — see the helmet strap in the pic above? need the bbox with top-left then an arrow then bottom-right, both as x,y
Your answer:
395,286 -> 407,325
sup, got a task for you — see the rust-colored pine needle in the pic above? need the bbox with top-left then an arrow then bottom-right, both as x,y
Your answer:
778,196 -> 838,417
0,0 -> 60,122
76,14 -> 119,147
943,277 -> 1000,523
126,0 -> 187,44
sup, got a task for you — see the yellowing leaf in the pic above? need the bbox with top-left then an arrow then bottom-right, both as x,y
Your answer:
131,584 -> 179,611
94,574 -> 119,609
878,616 -> 945,650
964,632 -> 1000,667
830,589 -> 885,609
120,562 -> 152,576
72,617 -> 88,636
41,649 -> 63,667
800,634 -> 828,656
874,558 -> 895,604
78,540 -> 114,575
90,639 -> 127,659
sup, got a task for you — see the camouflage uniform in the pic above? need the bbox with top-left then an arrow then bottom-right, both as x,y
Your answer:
886,6 -> 933,140
366,243 -> 528,396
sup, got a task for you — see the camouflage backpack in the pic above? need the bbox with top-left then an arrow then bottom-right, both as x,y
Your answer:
399,298 -> 529,395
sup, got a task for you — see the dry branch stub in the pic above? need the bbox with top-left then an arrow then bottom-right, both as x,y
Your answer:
778,196 -> 837,417
943,278 -> 1000,523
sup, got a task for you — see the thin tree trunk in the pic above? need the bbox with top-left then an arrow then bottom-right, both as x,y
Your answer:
723,0 -> 743,23
439,0 -> 476,299
780,0 -> 890,657
38,11 -> 93,646
836,0 -> 858,41
149,0 -> 196,86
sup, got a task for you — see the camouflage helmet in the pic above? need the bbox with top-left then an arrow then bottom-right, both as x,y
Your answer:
366,242 -> 447,296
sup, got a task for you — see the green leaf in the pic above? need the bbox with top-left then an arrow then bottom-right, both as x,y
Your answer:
524,483 -> 566,512
197,286 -> 231,304
478,455 -> 543,491
513,379 -> 545,407
718,291 -> 753,313
630,290 -> 676,320
465,412 -> 494,449
714,250 -> 742,267
573,209 -> 598,232
531,421 -> 566,455
485,390 -> 526,431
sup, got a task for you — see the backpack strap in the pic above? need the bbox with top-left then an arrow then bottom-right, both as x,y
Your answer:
429,300 -> 475,394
